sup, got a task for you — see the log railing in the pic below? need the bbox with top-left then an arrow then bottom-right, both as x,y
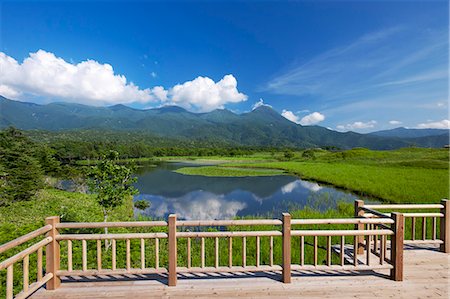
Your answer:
356,199 -> 449,253
2,200 -> 449,297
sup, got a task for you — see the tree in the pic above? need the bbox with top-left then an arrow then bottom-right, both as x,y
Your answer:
87,151 -> 137,247
134,199 -> 150,211
0,127 -> 43,205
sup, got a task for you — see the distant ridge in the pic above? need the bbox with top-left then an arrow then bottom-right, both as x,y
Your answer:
0,96 -> 448,149
369,127 -> 449,138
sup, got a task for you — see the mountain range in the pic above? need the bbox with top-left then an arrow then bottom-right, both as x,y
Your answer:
1,96 -> 448,149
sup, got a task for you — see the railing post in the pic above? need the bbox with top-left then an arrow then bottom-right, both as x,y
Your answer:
440,199 -> 449,253
354,200 -> 365,254
390,212 -> 404,281
168,214 -> 177,286
45,216 -> 61,290
282,213 -> 291,283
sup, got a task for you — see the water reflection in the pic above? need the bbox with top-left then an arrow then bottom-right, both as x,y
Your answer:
134,162 -> 361,220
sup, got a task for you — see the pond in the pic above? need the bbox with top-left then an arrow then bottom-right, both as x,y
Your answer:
133,162 -> 370,220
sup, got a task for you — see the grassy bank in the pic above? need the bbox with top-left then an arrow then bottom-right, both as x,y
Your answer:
172,148 -> 449,204
175,166 -> 285,177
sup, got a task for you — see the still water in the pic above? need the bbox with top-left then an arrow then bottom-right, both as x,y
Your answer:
133,162 -> 366,220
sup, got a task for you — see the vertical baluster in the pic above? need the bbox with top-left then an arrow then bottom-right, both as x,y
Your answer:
82,240 -> 87,271
340,236 -> 345,266
242,236 -> 246,267
97,240 -> 102,270
412,217 -> 416,240
6,265 -> 13,299
67,240 -> 72,272
422,217 -> 426,240
353,236 -> 358,266
126,239 -> 131,271
374,227 -> 378,254
187,237 -> 191,268
269,236 -> 274,267
432,217 -> 437,240
201,237 -> 205,268
215,237 -> 219,268
383,234 -> 387,261
380,235 -> 385,265
140,238 -> 145,270
300,236 -> 304,266
112,239 -> 116,270
155,238 -> 159,269
326,236 -> 331,266
314,236 -> 318,266
23,254 -> 29,292
256,236 -> 260,267
366,235 -> 370,265
228,237 -> 232,268
37,247 -> 43,280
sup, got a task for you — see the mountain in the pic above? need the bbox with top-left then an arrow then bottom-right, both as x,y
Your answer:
0,96 -> 447,149
369,127 -> 449,138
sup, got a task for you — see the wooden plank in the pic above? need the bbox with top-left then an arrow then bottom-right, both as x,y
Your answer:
411,217 -> 416,241
112,239 -> 116,270
97,240 -> 102,271
155,238 -> 159,269
291,229 -> 393,237
177,231 -> 281,238
390,213 -> 404,281
67,240 -> 72,272
340,236 -> 345,266
168,214 -> 177,286
140,238 -> 145,270
432,217 -> 437,240
0,225 -> 52,254
292,218 -> 394,225
57,232 -> 167,241
365,204 -> 444,209
23,254 -> 29,292
256,236 -> 260,267
228,237 -> 232,267
187,237 -> 191,268
282,213 -> 291,283
300,236 -> 304,266
201,237 -> 205,268
353,236 -> 358,266
242,236 -> 246,267
440,199 -> 449,253
270,236 -> 274,267
215,237 -> 219,268
326,236 -> 331,266
6,264 -> 13,299
45,216 -> 60,290
57,221 -> 168,229
314,236 -> 318,266
422,217 -> 426,240
37,247 -> 43,280
13,273 -> 53,299
82,240 -> 87,271
380,235 -> 385,265
177,219 -> 282,226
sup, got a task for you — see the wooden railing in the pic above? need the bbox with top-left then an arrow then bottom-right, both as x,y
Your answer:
356,199 -> 449,253
1,200 -> 448,298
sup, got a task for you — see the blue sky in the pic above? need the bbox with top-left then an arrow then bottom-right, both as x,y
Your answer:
0,0 -> 448,132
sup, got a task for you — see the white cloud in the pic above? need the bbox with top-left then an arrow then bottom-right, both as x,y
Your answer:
281,110 -> 300,124
252,98 -> 272,110
281,110 -> 325,125
389,120 -> 402,125
0,50 -> 247,112
154,74 -> 247,112
150,72 -> 157,78
281,180 -> 322,194
336,120 -> 377,131
0,50 -> 152,105
417,119 -> 450,129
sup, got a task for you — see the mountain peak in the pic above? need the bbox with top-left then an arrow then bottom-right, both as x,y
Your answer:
154,105 -> 188,113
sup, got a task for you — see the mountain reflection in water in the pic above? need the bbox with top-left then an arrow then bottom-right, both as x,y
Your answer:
134,162 -> 360,220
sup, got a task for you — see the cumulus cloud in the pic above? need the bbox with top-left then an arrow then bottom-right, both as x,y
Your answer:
336,120 -> 377,131
0,50 -> 247,112
281,180 -> 322,194
389,120 -> 402,125
281,110 -> 325,125
252,98 -> 272,110
0,50 -> 152,105
417,119 -> 450,129
159,74 -> 247,112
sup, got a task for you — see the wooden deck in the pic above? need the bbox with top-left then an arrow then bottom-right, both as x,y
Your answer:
32,245 -> 449,299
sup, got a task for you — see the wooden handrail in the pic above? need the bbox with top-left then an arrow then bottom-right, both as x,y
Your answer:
57,220 -> 168,229
291,218 -> 394,225
0,237 -> 52,270
177,231 -> 281,238
365,204 -> 444,210
0,225 -> 52,254
177,219 -> 282,226
56,232 -> 168,241
291,229 -> 394,237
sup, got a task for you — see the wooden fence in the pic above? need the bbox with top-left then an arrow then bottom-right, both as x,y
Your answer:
1,199 -> 448,298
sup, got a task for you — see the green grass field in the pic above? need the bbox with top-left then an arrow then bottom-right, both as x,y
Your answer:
175,166 -> 285,177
